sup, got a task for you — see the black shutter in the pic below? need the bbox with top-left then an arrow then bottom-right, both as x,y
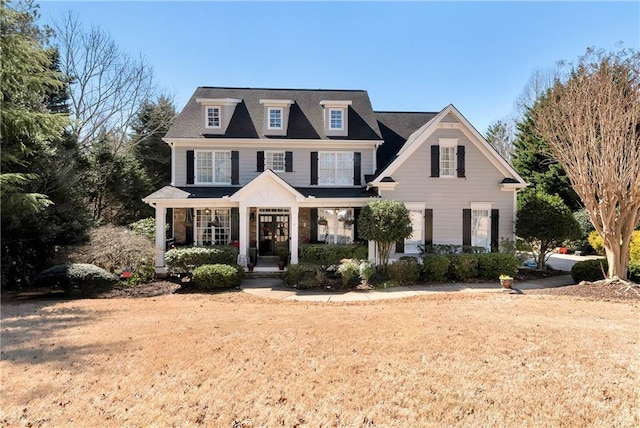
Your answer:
257,151 -> 265,172
310,152 -> 318,185
231,151 -> 239,184
353,152 -> 361,185
457,145 -> 466,178
285,151 -> 293,172
424,208 -> 433,246
231,207 -> 239,242
396,240 -> 405,254
431,145 -> 440,177
491,209 -> 499,252
462,209 -> 472,247
310,208 -> 318,243
186,150 -> 194,184
353,207 -> 362,241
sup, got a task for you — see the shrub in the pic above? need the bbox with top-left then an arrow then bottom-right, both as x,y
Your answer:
387,258 -> 421,285
300,244 -> 367,266
587,231 -> 605,255
446,254 -> 478,281
423,254 -> 450,282
69,225 -> 156,285
285,263 -> 322,288
420,244 -> 486,254
358,261 -> 375,285
357,200 -> 413,266
128,217 -> 157,240
35,263 -> 119,296
165,246 -> 238,274
476,253 -> 519,280
191,264 -> 243,289
588,230 -> 640,263
628,262 -> 640,283
571,259 -> 608,283
337,259 -> 360,286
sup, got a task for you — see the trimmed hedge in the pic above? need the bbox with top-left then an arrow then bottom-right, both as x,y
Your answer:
387,258 -> 421,285
476,253 -> 519,280
35,263 -> 119,296
191,264 -> 244,289
300,244 -> 368,266
571,259 -> 608,283
447,254 -> 478,281
422,254 -> 451,282
165,246 -> 238,274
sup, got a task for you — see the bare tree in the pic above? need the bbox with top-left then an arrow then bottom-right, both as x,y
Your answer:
514,67 -> 556,118
54,13 -> 155,153
485,119 -> 514,162
532,47 -> 640,281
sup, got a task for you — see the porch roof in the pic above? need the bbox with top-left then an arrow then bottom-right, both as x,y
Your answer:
143,185 -> 376,201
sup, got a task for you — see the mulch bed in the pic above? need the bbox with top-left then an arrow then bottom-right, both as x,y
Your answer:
529,279 -> 640,301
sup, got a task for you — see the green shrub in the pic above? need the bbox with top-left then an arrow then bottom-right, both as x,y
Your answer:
387,258 -> 421,285
571,259 -> 608,283
628,262 -> 640,283
476,253 -> 519,280
337,259 -> 360,286
300,244 -> 367,265
128,217 -> 157,240
191,264 -> 243,289
165,246 -> 238,274
420,244 -> 486,254
285,263 -> 322,287
35,263 -> 119,296
446,254 -> 478,281
358,261 -> 375,285
423,254 -> 450,282
588,230 -> 640,263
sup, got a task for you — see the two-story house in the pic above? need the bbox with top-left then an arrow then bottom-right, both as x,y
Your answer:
143,87 -> 526,272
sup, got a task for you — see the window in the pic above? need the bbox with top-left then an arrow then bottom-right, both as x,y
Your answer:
266,151 -> 285,172
268,107 -> 283,130
206,106 -> 221,128
196,151 -> 231,184
329,108 -> 344,130
440,144 -> 456,177
317,208 -> 354,244
471,208 -> 490,249
404,210 -> 424,253
196,209 -> 231,246
318,152 -> 353,185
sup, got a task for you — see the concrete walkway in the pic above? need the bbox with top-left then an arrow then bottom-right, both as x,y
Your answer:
241,275 -> 574,302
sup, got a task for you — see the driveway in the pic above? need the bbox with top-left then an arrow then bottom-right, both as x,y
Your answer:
546,253 -> 604,272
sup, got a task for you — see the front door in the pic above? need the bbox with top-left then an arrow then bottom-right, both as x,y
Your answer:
258,214 -> 289,256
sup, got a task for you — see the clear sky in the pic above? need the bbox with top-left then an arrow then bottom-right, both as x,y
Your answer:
37,1 -> 639,134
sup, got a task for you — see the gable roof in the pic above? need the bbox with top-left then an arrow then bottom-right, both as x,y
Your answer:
372,104 -> 526,185
166,87 -> 383,141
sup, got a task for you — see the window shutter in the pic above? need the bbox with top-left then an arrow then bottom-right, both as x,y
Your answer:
396,240 -> 405,254
285,151 -> 293,172
186,209 -> 194,244
462,209 -> 472,247
353,208 -> 362,241
310,152 -> 318,185
353,152 -> 361,185
186,150 -> 195,184
257,151 -> 265,172
431,145 -> 440,177
457,145 -> 466,178
491,209 -> 499,252
231,208 -> 239,242
310,208 -> 318,243
424,208 -> 433,246
231,151 -> 239,184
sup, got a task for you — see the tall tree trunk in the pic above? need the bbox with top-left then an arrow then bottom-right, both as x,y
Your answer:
605,235 -> 630,280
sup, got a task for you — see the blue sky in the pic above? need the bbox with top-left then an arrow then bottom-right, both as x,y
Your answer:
37,1 -> 639,133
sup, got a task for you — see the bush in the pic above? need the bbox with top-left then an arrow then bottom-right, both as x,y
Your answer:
588,230 -> 640,263
35,263 -> 119,296
447,254 -> 478,281
128,217 -> 157,240
628,263 -> 640,283
69,225 -> 156,285
300,244 -> 367,266
358,261 -> 375,285
191,264 -> 243,289
422,254 -> 451,282
420,244 -> 487,254
337,259 -> 360,286
285,263 -> 322,288
387,258 -> 421,285
165,246 -> 238,274
476,253 -> 519,280
571,259 -> 608,283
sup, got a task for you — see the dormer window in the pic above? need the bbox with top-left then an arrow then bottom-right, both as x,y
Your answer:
206,106 -> 221,128
329,108 -> 344,130
268,107 -> 283,130
320,100 -> 352,136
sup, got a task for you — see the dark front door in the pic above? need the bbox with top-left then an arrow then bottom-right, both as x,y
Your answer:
258,214 -> 289,256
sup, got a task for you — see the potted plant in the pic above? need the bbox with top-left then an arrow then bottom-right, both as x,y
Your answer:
247,262 -> 254,272
278,248 -> 289,270
317,216 -> 328,226
499,274 -> 514,289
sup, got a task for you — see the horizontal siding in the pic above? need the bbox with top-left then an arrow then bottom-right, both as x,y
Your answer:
174,146 -> 374,188
382,128 -> 515,245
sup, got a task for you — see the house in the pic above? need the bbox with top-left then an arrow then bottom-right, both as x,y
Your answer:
143,87 -> 526,272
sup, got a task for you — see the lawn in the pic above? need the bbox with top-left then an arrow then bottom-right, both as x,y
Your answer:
1,291 -> 638,427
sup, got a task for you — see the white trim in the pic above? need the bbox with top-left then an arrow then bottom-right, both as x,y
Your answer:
470,202 -> 492,211
372,181 -> 398,191
265,150 -> 286,172
267,107 -> 283,130
319,100 -> 353,107
259,99 -> 295,106
500,182 -> 527,191
196,98 -> 242,106
205,106 -> 221,129
164,137 -> 382,149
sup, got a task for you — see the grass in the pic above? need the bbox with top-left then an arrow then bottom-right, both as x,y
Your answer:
1,292 -> 639,427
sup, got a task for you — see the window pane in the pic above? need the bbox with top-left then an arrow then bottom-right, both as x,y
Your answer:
196,209 -> 212,245
330,109 -> 343,129
215,152 -> 231,183
472,209 -> 490,249
212,209 -> 230,245
269,108 -> 282,129
267,151 -> 285,172
319,152 -> 335,184
197,152 -> 213,182
336,152 -> 353,185
318,208 -> 353,244
405,210 -> 423,253
440,146 -> 455,177
207,107 -> 220,127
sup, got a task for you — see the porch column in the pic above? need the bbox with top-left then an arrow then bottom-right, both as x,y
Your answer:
290,205 -> 299,264
368,240 -> 377,265
155,205 -> 167,273
238,204 -> 248,263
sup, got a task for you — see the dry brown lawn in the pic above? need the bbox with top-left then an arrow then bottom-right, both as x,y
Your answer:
1,291 -> 639,427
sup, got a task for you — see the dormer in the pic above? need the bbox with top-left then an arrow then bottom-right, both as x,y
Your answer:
320,100 -> 352,137
196,97 -> 242,135
259,99 -> 295,136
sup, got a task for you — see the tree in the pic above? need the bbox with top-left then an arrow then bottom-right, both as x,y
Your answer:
357,200 -> 413,267
512,107 -> 582,210
485,119 -> 514,162
532,47 -> 640,280
516,193 -> 582,269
